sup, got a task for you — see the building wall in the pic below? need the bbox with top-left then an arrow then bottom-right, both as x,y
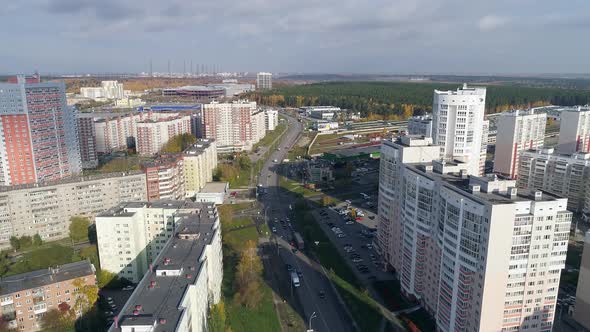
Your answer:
0,172 -> 147,248
183,140 -> 217,197
200,101 -> 261,151
0,266 -> 96,332
574,232 -> 590,330
265,109 -> 279,131
432,84 -> 486,176
136,114 -> 191,155
256,72 -> 272,90
77,117 -> 98,168
143,157 -> 185,201
494,110 -> 546,178
557,107 -> 590,154
408,116 -> 433,138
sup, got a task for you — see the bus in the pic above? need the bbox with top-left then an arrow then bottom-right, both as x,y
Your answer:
291,271 -> 300,288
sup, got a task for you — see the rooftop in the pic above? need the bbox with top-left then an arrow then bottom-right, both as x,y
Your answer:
98,200 -> 204,218
183,139 -> 215,155
405,163 -> 563,205
0,171 -> 145,193
199,182 -> 228,193
434,83 -> 486,96
0,261 -> 95,296
113,202 -> 219,331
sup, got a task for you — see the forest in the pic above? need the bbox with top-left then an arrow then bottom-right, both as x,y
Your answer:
246,81 -> 590,119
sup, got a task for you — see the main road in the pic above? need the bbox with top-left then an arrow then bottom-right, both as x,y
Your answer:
258,114 -> 356,332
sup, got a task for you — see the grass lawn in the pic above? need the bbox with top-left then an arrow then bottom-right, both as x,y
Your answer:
230,217 -> 256,229
279,176 -> 319,198
219,205 -> 281,332
254,123 -> 287,149
230,202 -> 255,211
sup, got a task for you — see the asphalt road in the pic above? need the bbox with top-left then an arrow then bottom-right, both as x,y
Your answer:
258,115 -> 355,332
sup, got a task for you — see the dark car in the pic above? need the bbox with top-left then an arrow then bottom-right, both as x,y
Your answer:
318,291 -> 326,299
286,264 -> 293,272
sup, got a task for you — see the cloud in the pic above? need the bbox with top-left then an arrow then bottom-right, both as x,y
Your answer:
478,15 -> 509,31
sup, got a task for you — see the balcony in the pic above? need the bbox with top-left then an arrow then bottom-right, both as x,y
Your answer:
33,303 -> 47,314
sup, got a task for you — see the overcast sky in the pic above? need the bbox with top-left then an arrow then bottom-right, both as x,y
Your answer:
1,0 -> 589,75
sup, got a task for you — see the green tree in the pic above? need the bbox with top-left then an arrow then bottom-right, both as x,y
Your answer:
96,269 -> 120,288
9,236 -> 20,251
40,308 -> 75,332
209,301 -> 227,332
161,133 -> 197,153
237,155 -> 252,170
19,236 -> 32,249
0,251 -> 10,276
32,234 -> 43,247
69,216 -> 90,242
79,245 -> 99,268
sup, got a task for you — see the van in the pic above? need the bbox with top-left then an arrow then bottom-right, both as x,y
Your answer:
291,271 -> 300,288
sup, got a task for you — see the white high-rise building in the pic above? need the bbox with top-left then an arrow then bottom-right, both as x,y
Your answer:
518,148 -> 590,215
481,119 -> 489,175
494,110 -> 547,179
377,140 -> 572,331
557,106 -> 590,154
265,109 -> 279,131
256,72 -> 272,90
432,84 -> 487,176
101,80 -> 124,99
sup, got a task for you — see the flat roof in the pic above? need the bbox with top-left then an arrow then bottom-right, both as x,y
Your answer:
199,182 -> 228,194
0,171 -> 145,193
114,203 -> 218,331
183,139 -> 214,155
0,261 -> 95,296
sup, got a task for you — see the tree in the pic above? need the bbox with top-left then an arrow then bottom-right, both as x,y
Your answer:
73,278 -> 99,314
69,216 -> 90,242
9,236 -> 20,251
350,208 -> 357,219
209,301 -> 227,332
79,245 -> 99,269
0,251 -> 10,276
40,308 -> 75,332
321,196 -> 333,207
96,269 -> 119,288
32,234 -> 43,247
161,133 -> 197,153
234,240 -> 263,308
19,236 -> 32,249
236,155 -> 252,170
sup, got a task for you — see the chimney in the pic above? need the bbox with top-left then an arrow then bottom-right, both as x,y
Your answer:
534,191 -> 543,201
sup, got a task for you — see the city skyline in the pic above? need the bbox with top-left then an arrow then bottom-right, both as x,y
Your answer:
1,1 -> 590,74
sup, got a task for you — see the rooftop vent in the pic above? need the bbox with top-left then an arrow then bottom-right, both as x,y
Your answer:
159,318 -> 167,325
508,187 -> 518,199
469,184 -> 481,194
534,191 -> 543,201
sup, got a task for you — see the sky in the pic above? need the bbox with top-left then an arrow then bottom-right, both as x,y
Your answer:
1,0 -> 589,75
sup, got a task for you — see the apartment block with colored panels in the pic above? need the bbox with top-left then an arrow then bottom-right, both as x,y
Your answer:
0,75 -> 81,185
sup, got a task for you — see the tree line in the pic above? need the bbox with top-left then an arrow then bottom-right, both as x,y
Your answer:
246,81 -> 590,118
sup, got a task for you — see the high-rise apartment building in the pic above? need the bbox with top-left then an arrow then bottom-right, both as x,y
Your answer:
557,106 -> 590,154
407,115 -> 433,138
77,117 -> 98,168
256,72 -> 272,90
106,201 -> 222,332
518,148 -> 590,215
0,261 -> 96,331
480,119 -> 489,175
378,137 -> 572,332
432,84 -> 487,175
142,155 -> 185,201
101,81 -> 124,99
574,231 -> 590,330
265,109 -> 279,131
0,75 -> 81,185
494,110 -> 547,179
199,101 -> 263,152
183,139 -> 217,197
135,114 -> 192,155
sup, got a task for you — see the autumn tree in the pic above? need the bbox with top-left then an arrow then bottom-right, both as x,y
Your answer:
208,301 -> 228,332
40,308 -> 75,332
72,278 -> 99,314
321,196 -> 333,207
234,240 -> 263,308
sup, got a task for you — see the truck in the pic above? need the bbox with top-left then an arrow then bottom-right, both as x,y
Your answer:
294,232 -> 304,250
291,271 -> 300,288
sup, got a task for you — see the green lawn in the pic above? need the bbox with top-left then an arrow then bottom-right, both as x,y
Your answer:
279,176 -> 319,198
219,204 -> 281,332
230,202 -> 255,211
254,123 -> 287,149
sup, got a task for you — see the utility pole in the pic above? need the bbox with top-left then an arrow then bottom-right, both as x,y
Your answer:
149,59 -> 153,77
167,60 -> 171,77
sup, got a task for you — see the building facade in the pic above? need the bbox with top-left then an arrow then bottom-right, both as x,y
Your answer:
135,114 -> 192,155
77,117 -> 98,168
0,261 -> 96,331
432,84 -> 487,176
106,201 -> 222,332
183,139 -> 217,197
407,115 -> 433,138
256,72 -> 272,90
557,106 -> 590,154
265,109 -> 279,131
574,231 -> 590,330
378,151 -> 571,331
199,101 -> 263,151
0,172 -> 147,248
518,148 -> 590,215
494,110 -> 547,179
101,81 -> 124,99
0,76 -> 82,185
142,155 -> 185,201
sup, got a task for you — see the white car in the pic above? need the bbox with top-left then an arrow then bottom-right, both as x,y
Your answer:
345,200 -> 352,205
122,285 -> 135,291
337,233 -> 346,238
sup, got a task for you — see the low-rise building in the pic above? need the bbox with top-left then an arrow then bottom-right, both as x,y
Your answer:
407,115 -> 433,138
0,172 -> 147,248
194,182 -> 228,205
0,261 -> 97,331
312,120 -> 339,132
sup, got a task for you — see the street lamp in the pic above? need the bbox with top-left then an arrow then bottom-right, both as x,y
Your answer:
308,312 -> 317,332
